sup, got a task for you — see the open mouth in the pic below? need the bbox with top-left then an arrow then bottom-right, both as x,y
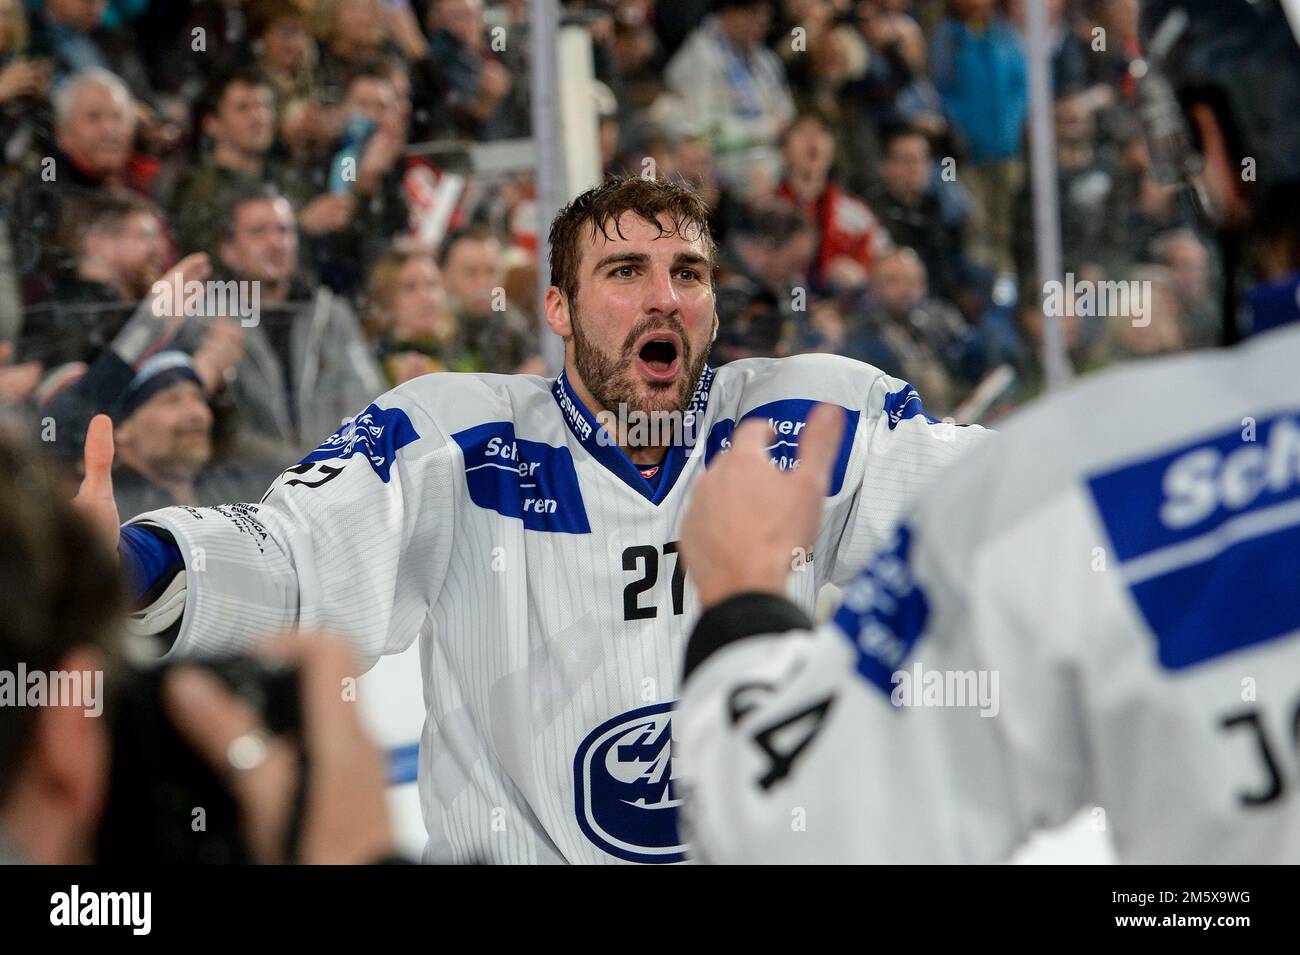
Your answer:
633,332 -> 682,383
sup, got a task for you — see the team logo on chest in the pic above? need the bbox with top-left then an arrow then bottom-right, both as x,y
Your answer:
573,702 -> 685,863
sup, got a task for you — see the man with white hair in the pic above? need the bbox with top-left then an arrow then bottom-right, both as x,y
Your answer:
51,67 -> 135,186
12,68 -> 151,309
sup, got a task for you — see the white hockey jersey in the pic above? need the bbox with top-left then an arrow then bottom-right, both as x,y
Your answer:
128,353 -> 986,863
676,325 -> 1300,864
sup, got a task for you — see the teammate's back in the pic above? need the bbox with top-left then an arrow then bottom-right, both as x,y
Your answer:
677,321 -> 1300,863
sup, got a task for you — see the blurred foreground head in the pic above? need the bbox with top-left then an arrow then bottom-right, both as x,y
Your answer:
0,436 -> 124,864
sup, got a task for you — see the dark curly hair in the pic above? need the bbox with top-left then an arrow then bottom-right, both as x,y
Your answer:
547,177 -> 717,305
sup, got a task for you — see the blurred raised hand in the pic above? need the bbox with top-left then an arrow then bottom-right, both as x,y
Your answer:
193,319 -> 245,395
0,342 -> 42,404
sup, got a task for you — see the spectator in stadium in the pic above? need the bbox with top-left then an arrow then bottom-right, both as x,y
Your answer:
30,250 -> 215,461
18,191 -> 165,369
248,0 -> 327,159
330,62 -> 408,200
439,226 -> 544,375
869,124 -> 973,302
665,0 -> 796,191
420,0 -> 515,139
846,1 -> 947,137
831,4 -> 945,198
792,295 -> 889,369
25,0 -> 152,99
775,110 -> 891,294
364,250 -> 461,386
309,61 -> 410,297
1086,263 -> 1187,369
594,79 -> 623,177
782,7 -> 870,122
317,0 -> 396,105
1013,87 -> 1128,282
674,129 -> 750,247
12,68 -> 141,302
109,351 -> 272,519
53,66 -> 137,186
171,65 -> 311,258
859,246 -> 979,415
607,2 -> 663,113
62,190 -> 165,305
929,0 -> 1028,275
720,202 -> 817,317
0,0 -> 50,177
1106,115 -> 1192,262
1053,87 -> 1126,271
200,184 -> 384,459
710,277 -> 787,365
1150,228 -> 1217,348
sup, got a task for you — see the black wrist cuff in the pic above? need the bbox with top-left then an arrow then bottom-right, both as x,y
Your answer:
684,592 -> 813,683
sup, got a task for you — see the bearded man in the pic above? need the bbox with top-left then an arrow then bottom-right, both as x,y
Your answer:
77,177 -> 988,864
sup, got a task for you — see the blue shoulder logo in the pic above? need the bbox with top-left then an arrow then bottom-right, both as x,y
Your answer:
882,383 -> 939,430
299,403 -> 419,483
573,702 -> 684,864
704,398 -> 859,496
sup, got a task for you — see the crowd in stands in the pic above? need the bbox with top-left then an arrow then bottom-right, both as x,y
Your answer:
0,0 -> 1218,518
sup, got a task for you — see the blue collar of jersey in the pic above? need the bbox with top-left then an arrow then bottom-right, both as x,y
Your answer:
552,367 -> 715,504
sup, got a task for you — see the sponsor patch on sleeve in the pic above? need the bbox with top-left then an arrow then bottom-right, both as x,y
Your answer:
299,403 -> 420,483
704,398 -> 859,495
881,383 -> 940,430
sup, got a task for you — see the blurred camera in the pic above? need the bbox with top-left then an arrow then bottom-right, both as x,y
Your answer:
95,653 -> 304,865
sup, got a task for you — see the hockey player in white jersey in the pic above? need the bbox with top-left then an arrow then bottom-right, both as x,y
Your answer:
673,0 -> 1300,863
73,176 -> 987,864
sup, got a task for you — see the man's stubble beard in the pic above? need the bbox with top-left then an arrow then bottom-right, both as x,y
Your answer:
569,299 -> 712,419
156,424 -> 213,481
